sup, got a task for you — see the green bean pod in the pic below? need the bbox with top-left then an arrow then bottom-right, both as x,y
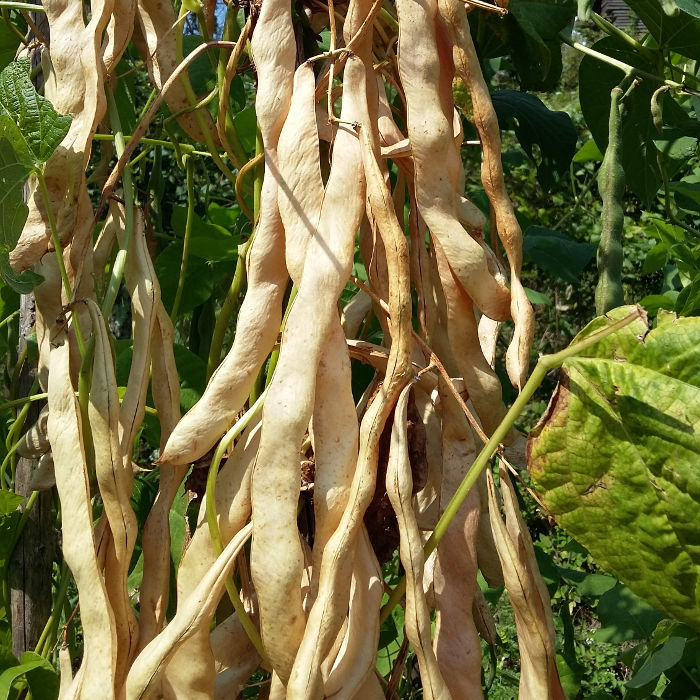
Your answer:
595,86 -> 625,316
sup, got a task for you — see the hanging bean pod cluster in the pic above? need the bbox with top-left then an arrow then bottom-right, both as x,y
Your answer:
8,0 -> 568,696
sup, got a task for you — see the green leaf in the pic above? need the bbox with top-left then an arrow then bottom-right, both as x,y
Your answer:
233,105 -> 257,155
642,242 -> 668,274
670,0 -> 700,19
508,0 -> 575,89
206,202 -> 242,229
529,307 -> 700,630
0,652 -> 57,700
653,126 -> 698,164
0,59 -> 72,165
626,0 -> 700,59
492,90 -> 577,189
22,652 -> 59,700
376,599 -> 404,677
0,137 -> 42,293
671,180 -> 700,213
154,242 -> 232,315
0,22 -> 21,74
556,653 -> 582,698
182,34 -> 216,101
524,287 -> 552,305
0,491 -> 23,516
170,206 -> 241,262
474,0 -> 575,90
112,63 -> 138,136
573,138 -> 603,163
173,343 -> 206,412
576,573 -> 618,597
595,583 -> 665,643
674,274 -> 700,316
627,636 -> 686,689
640,293 -> 678,317
523,225 -> 596,283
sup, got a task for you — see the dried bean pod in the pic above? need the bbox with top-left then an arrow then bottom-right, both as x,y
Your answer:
30,452 -> 56,491
341,291 -> 372,339
10,0 -> 112,271
289,59 -> 413,698
387,384 -> 451,700
432,385 -> 482,698
436,0 -> 534,389
413,388 -> 443,530
132,0 -> 215,144
311,321 -> 360,600
394,0 -> 511,323
124,523 -> 253,700
102,0 -> 137,76
277,61 -> 324,285
211,613 -> 260,699
162,416 -> 260,699
137,304 -> 186,653
160,0 -> 295,466
85,299 -> 139,685
322,528 -> 382,700
48,331 -> 117,700
252,56 -> 367,684
487,466 -> 566,699
17,406 -> 50,458
116,206 -> 159,467
432,238 -> 507,436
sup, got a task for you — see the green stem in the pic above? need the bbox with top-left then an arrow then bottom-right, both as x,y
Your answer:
171,156 -> 195,321
562,35 -> 700,95
206,238 -> 251,380
102,87 -> 135,319
379,307 -> 645,622
1,7 -> 27,45
216,5 -> 248,171
10,490 -> 39,554
35,561 -> 71,657
35,171 -> 85,357
136,88 -> 158,125
253,126 -> 264,221
205,390 -> 269,665
2,377 -> 40,486
175,5 -> 238,187
0,1 -> 44,10
590,12 -> 655,62
0,309 -> 19,329
264,285 -> 297,388
0,392 -> 47,413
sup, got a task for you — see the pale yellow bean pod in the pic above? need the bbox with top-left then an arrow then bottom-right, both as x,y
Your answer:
125,523 -> 253,700
432,386 -> 482,699
48,330 -> 117,700
394,0 -> 511,323
386,384 -> 451,700
437,0 -> 535,388
86,298 -> 139,685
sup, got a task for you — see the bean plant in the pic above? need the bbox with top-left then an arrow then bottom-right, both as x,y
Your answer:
0,0 -> 699,698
